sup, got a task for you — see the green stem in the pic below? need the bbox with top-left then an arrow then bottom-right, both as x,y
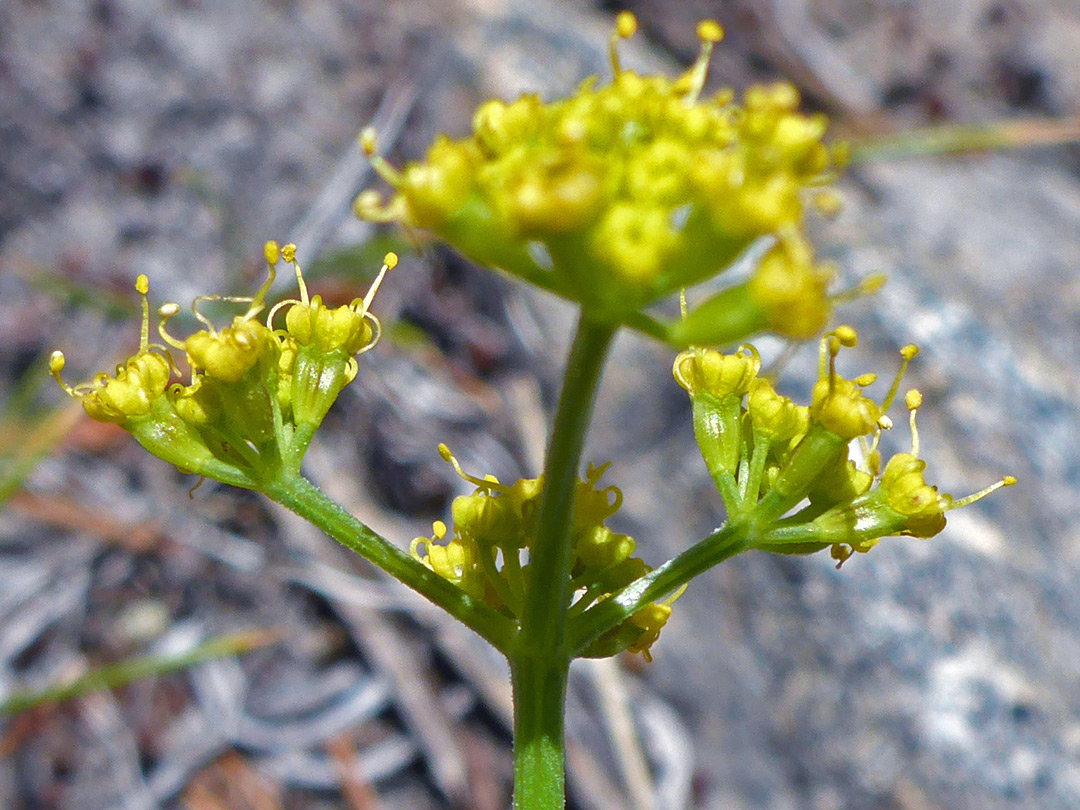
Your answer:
512,313 -> 615,809
511,654 -> 570,810
566,521 -> 752,656
519,315 -> 616,654
265,473 -> 516,652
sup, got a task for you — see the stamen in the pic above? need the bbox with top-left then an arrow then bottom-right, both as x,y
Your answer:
609,11 -> 637,76
360,252 -> 397,314
354,313 -> 382,356
881,344 -> 919,413
191,296 -> 220,334
438,443 -> 509,493
947,475 -> 1017,510
246,240 -> 280,317
830,273 -> 887,305
678,19 -> 724,104
49,351 -> 76,396
265,298 -> 302,331
157,303 -> 187,350
359,127 -> 404,187
905,389 -> 922,457
282,243 -> 309,307
660,582 -> 689,608
136,275 -> 151,352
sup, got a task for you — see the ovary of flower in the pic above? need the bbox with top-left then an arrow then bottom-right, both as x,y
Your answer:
51,276 -> 173,423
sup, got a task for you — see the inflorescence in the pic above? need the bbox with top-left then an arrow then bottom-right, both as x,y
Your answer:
51,243 -> 396,487
411,445 -> 679,660
355,12 -> 847,339
674,327 -> 1015,566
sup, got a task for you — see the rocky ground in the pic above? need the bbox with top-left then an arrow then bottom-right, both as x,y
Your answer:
2,1 -> 1080,809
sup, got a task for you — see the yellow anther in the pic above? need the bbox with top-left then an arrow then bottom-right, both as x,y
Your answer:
904,389 -> 922,410
359,127 -> 377,155
1003,476 -> 1017,486
438,443 -> 453,461
861,274 -> 887,294
900,344 -> 919,361
811,190 -> 843,218
615,11 -> 637,38
432,520 -> 447,540
49,350 -> 65,374
833,325 -> 857,347
384,252 -> 398,270
281,243 -> 297,264
696,19 -> 723,43
264,240 -> 279,266
854,373 -> 876,387
135,274 -> 149,295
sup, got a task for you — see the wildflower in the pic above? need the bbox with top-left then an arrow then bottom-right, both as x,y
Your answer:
414,444 -> 678,658
356,13 -> 841,336
675,327 -> 1014,555
51,242 -> 393,485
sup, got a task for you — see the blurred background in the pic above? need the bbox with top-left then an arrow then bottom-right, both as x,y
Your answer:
2,0 -> 1080,808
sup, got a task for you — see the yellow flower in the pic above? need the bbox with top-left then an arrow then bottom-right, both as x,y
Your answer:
355,13 -> 840,324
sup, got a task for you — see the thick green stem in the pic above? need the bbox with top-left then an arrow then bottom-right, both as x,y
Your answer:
566,521 -> 752,655
511,654 -> 570,810
520,315 -> 616,653
512,313 -> 615,809
265,473 -> 516,652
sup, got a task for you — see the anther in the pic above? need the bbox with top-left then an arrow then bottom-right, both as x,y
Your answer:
281,243 -> 297,264
264,241 -> 279,267
358,129 -> 404,187
359,127 -> 378,156
696,19 -> 723,43
905,388 -> 922,457
833,325 -> 857,347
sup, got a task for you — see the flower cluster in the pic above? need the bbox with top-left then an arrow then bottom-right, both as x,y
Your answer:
356,12 -> 840,337
411,445 -> 679,660
51,243 -> 395,487
674,327 -> 1015,565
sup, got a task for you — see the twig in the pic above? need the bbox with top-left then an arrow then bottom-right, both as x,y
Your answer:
1,628 -> 280,715
327,733 -> 386,810
848,117 -> 1080,163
